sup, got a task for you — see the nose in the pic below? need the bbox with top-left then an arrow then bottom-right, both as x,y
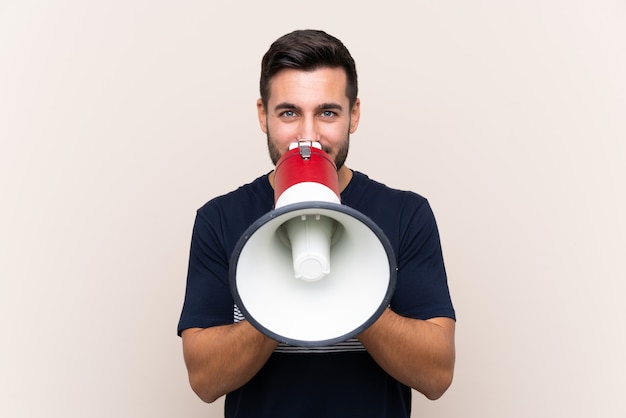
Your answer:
298,116 -> 320,142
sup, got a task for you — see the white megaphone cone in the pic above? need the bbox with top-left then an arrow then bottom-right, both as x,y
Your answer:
229,140 -> 396,346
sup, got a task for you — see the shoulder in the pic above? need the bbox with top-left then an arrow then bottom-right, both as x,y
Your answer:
191,175 -> 274,250
197,174 -> 273,216
345,171 -> 430,215
343,171 -> 440,252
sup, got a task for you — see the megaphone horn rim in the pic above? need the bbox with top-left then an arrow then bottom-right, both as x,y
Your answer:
229,201 -> 397,347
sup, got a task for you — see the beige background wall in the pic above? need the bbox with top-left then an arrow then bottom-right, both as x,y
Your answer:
1,1 -> 625,417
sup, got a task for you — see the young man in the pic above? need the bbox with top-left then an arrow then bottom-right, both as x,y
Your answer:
178,29 -> 456,417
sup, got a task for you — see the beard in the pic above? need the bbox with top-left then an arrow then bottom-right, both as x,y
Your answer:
266,130 -> 351,170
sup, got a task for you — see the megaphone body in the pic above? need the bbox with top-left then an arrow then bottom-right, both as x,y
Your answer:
229,141 -> 396,347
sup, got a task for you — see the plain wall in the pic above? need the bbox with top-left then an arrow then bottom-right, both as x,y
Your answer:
1,1 -> 625,417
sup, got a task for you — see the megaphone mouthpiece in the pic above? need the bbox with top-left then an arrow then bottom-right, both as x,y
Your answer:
274,142 -> 339,208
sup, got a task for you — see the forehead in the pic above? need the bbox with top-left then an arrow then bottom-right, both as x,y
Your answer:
267,67 -> 349,104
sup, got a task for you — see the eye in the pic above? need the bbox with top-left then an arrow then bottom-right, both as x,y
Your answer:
320,110 -> 336,117
280,110 -> 297,118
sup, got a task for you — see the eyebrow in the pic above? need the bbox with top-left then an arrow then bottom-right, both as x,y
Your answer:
273,102 -> 344,113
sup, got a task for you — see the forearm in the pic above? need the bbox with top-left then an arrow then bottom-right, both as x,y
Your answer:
181,321 -> 278,403
358,309 -> 455,400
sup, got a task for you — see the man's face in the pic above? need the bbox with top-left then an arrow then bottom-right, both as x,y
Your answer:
257,67 -> 360,169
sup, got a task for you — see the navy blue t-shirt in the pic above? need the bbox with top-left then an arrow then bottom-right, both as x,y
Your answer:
178,171 -> 455,418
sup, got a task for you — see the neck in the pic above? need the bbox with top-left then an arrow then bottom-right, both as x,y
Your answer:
337,165 -> 353,192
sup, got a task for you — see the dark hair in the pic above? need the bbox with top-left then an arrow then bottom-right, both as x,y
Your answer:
260,29 -> 358,109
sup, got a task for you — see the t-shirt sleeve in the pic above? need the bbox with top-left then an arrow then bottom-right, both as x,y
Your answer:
177,204 -> 235,335
391,195 -> 455,321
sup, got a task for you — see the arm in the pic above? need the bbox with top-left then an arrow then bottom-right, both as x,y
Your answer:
181,321 -> 278,403
358,309 -> 455,400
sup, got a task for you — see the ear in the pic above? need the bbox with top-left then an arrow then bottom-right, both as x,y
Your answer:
349,98 -> 361,133
257,98 -> 268,133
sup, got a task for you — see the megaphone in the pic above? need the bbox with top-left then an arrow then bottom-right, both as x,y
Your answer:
230,141 -> 396,346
